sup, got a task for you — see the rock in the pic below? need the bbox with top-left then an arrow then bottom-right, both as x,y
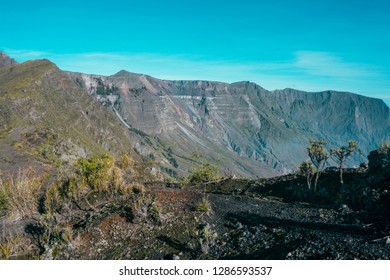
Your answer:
368,150 -> 390,177
338,204 -> 350,212
56,139 -> 87,163
172,254 -> 180,260
0,52 -> 18,68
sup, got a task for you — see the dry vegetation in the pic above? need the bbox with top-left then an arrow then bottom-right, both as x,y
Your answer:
0,151 -> 163,259
0,142 -> 389,260
0,168 -> 42,220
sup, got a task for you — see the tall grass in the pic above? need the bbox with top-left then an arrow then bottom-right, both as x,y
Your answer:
0,168 -> 41,220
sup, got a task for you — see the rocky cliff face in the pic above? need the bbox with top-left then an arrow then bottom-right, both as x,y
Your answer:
0,51 -> 18,68
68,70 -> 390,178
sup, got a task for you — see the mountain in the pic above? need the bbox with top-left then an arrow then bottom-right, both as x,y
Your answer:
67,71 -> 278,178
1,52 -> 389,178
2,52 -> 390,260
0,56 -> 138,173
68,70 -> 390,178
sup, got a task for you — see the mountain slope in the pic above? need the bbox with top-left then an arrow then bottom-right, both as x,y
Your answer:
67,71 -> 278,178
0,58 -> 138,173
0,52 -> 18,68
69,70 -> 390,178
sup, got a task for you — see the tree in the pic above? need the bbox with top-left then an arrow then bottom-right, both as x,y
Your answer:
330,140 -> 357,184
307,140 -> 329,192
299,161 -> 315,190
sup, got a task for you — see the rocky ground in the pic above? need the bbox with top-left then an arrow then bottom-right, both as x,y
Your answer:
49,178 -> 390,260
1,149 -> 389,260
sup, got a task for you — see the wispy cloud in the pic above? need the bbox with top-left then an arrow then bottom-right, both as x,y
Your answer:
293,51 -> 375,78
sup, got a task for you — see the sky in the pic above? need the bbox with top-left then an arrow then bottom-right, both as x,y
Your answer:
2,0 -> 390,106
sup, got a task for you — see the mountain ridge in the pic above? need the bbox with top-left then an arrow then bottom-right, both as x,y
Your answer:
67,64 -> 389,177
0,51 -> 18,68
0,55 -> 140,174
1,52 -> 389,178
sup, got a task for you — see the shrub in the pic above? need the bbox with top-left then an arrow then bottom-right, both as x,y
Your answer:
132,193 -> 156,219
76,154 -> 114,192
110,166 -> 124,191
195,223 -> 218,254
59,176 -> 80,199
31,215 -> 75,258
119,153 -> 133,170
37,143 -> 55,159
115,181 -> 145,197
187,153 -> 221,185
43,154 -> 143,217
131,182 -> 145,194
378,141 -> 390,154
190,162 -> 220,184
197,195 -> 211,213
148,203 -> 161,223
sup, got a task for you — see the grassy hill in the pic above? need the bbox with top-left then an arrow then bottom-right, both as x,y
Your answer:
0,59 -> 138,173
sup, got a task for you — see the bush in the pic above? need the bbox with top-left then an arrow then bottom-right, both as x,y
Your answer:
187,153 -> 221,185
195,223 -> 218,254
378,141 -> 390,154
197,195 -> 211,213
130,182 -> 145,194
132,193 -> 158,220
119,153 -> 133,170
147,203 -> 161,223
76,154 -> 114,192
43,154 -> 144,217
110,166 -> 124,191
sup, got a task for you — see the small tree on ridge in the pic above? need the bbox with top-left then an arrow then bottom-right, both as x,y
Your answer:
307,140 -> 329,192
330,140 -> 358,184
299,161 -> 315,190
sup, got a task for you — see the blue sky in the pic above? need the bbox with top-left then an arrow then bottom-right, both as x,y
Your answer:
2,0 -> 390,105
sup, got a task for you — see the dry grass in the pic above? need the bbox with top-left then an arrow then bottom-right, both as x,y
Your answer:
0,168 -> 42,220
44,182 -> 61,217
110,166 -> 124,191
197,195 -> 211,213
0,234 -> 33,260
130,182 -> 145,194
